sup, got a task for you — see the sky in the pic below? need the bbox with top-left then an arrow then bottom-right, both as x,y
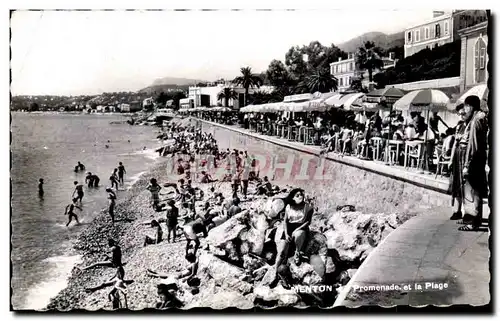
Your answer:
10,9 -> 435,96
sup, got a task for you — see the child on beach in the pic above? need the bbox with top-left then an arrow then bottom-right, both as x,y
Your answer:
72,181 -> 85,204
165,200 -> 179,243
85,266 -> 133,310
147,252 -> 199,284
64,198 -> 82,227
106,187 -> 117,223
80,238 -> 123,271
143,219 -> 163,246
147,178 -> 162,211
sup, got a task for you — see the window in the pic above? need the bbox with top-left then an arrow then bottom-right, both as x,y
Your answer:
407,31 -> 412,43
475,37 -> 487,70
435,24 -> 441,38
339,78 -> 343,87
415,30 -> 420,42
444,21 -> 449,35
480,47 -> 486,69
350,62 -> 354,71
425,27 -> 430,40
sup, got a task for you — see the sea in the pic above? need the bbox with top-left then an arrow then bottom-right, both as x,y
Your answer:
10,112 -> 164,310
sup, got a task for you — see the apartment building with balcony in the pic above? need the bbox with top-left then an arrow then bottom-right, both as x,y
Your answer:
330,52 -> 397,92
404,10 -> 488,58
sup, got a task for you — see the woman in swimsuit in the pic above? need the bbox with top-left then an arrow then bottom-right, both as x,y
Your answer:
275,188 -> 314,267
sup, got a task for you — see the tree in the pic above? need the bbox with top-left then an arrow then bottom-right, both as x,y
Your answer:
349,72 -> 369,92
217,87 -> 238,107
298,67 -> 338,93
171,91 -> 187,110
266,59 -> 296,97
356,41 -> 384,83
28,102 -> 39,112
285,46 -> 308,81
155,91 -> 172,106
232,67 -> 263,107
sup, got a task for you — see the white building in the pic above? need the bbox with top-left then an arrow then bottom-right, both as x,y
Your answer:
330,53 -> 397,92
188,83 -> 274,109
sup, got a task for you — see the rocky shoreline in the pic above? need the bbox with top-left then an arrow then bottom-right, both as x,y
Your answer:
44,119 -> 416,311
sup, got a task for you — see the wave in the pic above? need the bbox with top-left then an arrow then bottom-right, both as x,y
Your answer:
127,171 -> 146,190
117,147 -> 160,161
25,254 -> 83,311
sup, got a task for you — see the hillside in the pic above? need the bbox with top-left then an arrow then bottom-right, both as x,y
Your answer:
151,77 -> 205,86
138,84 -> 190,95
338,31 -> 405,53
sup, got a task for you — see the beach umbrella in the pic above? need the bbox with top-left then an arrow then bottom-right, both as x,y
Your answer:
340,93 -> 366,111
450,84 -> 489,111
393,89 -> 449,112
306,92 -> 338,112
394,89 -> 450,171
365,87 -> 406,103
323,93 -> 345,107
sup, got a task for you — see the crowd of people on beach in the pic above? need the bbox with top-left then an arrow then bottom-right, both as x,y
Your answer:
74,118 -> 322,310
51,93 -> 488,309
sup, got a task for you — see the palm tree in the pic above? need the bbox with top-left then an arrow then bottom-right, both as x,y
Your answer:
232,67 -> 263,107
298,67 -> 338,93
217,87 -> 238,107
356,41 -> 384,83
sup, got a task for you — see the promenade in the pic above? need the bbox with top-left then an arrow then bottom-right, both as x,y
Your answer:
196,118 -> 491,307
195,119 -> 449,193
334,206 -> 490,307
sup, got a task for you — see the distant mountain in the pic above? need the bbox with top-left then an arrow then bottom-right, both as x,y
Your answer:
151,77 -> 205,86
138,84 -> 190,95
337,31 -> 405,53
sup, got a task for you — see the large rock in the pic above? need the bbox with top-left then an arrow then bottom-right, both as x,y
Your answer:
309,254 -> 326,280
198,253 -> 253,294
206,211 -> 249,247
304,231 -> 328,256
288,259 -> 314,281
239,212 -> 269,255
264,198 -> 286,219
254,284 -> 300,307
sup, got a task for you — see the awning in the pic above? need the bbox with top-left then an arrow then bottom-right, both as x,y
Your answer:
285,101 -> 309,112
306,92 -> 338,112
340,93 -> 366,110
324,93 -> 346,107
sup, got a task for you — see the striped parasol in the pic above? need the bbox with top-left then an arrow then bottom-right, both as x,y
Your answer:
393,89 -> 449,112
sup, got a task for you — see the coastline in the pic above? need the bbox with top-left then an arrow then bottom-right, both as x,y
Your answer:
44,157 -> 174,311
42,121 -> 415,311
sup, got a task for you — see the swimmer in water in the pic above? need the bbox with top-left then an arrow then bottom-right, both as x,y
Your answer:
118,162 -> 126,186
65,198 -> 82,226
72,181 -> 84,204
105,145 -> 110,149
38,178 -> 44,198
85,172 -> 94,188
77,161 -> 85,171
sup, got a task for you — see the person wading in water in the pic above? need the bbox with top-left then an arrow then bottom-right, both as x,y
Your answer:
72,181 -> 85,204
65,198 -> 82,227
118,162 -> 126,186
